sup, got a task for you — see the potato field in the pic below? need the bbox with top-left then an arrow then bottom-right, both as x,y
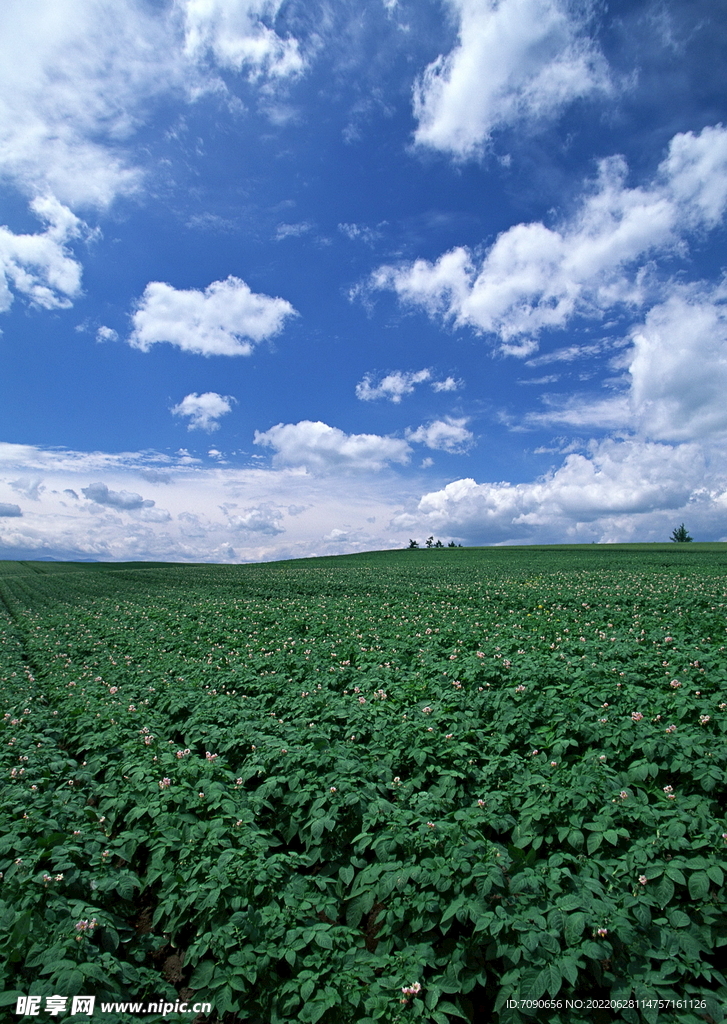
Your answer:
0,546 -> 726,1024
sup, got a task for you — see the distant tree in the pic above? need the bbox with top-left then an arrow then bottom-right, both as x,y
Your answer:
447,541 -> 456,548
408,539 -> 419,549
670,523 -> 693,543
425,536 -> 434,549
434,539 -> 444,548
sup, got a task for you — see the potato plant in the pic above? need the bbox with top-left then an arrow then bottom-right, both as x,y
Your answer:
0,546 -> 726,1024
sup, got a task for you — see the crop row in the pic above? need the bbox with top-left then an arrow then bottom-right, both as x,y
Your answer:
0,549 -> 726,1023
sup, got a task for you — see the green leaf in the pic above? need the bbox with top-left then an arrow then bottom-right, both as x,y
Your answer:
668,910 -> 691,928
339,864 -> 354,886
665,865 -> 686,885
189,960 -> 215,988
586,832 -> 603,855
538,963 -> 562,997
707,864 -> 724,886
560,957 -> 579,985
654,876 -> 675,906
314,929 -> 333,949
564,912 -> 585,947
688,871 -> 710,899
519,967 -> 547,1000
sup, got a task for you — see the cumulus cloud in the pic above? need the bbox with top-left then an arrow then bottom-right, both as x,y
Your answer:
2,438 -> 727,560
394,438 -> 715,544
129,275 -> 297,356
532,285 -> 727,443
0,503 -> 22,517
413,0 -> 611,158
82,481 -> 155,510
253,420 -> 412,472
171,392 -> 236,432
406,417 -> 474,452
0,0 -> 169,208
372,125 -> 727,348
227,504 -> 284,534
355,369 -> 462,402
0,1 -> 308,211
431,376 -> 459,392
96,326 -> 118,343
9,477 -> 44,501
0,195 -> 88,312
356,369 -> 431,402
179,0 -> 305,79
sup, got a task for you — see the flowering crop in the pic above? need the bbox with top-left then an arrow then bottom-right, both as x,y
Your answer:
0,546 -> 725,1023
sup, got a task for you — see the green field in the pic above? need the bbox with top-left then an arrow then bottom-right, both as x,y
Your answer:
1,546 -> 726,1024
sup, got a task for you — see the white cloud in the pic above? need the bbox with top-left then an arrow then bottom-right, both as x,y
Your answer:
9,477 -> 44,501
96,326 -> 118,343
275,221 -> 313,240
172,392 -> 236,432
129,275 -> 297,356
373,125 -> 727,348
531,284 -> 727,443
406,417 -> 474,452
394,437 -> 719,544
628,288 -> 727,441
82,481 -> 155,510
178,0 -> 305,79
0,441 -> 421,561
2,437 -> 727,559
227,504 -> 284,534
355,368 -> 431,402
413,0 -> 611,158
0,196 -> 88,311
0,0 -> 172,209
253,420 -> 412,472
0,0 -> 306,211
355,368 -> 461,402
338,222 -> 381,245
431,376 -> 459,392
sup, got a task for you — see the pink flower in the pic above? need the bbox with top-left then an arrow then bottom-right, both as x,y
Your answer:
638,875 -> 648,885
422,706 -> 432,714
596,927 -> 608,937
631,711 -> 643,722
670,680 -> 681,688
109,686 -> 118,695
158,778 -> 171,789
665,724 -> 676,733
700,714 -> 710,724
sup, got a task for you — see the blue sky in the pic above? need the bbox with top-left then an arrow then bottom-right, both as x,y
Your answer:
1,0 -> 726,561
